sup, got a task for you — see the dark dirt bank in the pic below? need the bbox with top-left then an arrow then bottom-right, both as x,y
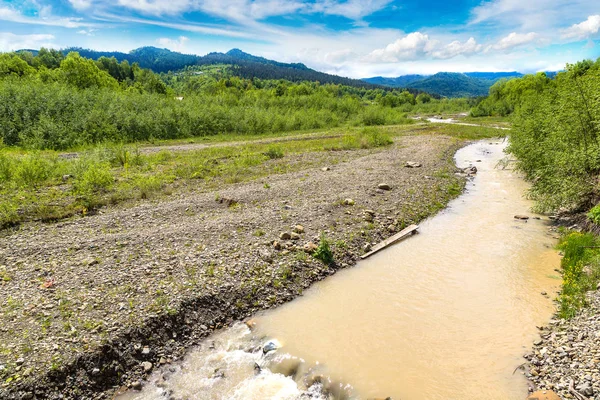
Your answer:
0,134 -> 470,399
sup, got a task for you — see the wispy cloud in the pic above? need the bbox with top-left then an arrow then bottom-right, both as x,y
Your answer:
561,15 -> 600,41
469,0 -> 599,31
431,37 -> 482,59
492,32 -> 538,51
0,32 -> 57,51
0,5 -> 93,28
156,36 -> 189,51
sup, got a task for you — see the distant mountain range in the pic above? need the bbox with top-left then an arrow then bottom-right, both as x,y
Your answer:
18,46 -> 551,97
41,46 -> 385,90
363,72 -> 526,98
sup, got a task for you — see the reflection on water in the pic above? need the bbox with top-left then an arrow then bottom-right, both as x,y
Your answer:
120,140 -> 560,400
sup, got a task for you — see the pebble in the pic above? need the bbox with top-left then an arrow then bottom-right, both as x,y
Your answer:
526,291 -> 600,399
293,225 -> 305,234
405,161 -> 422,168
142,361 -> 153,372
378,184 -> 391,191
304,242 -> 318,253
131,381 -> 142,390
280,232 -> 291,240
514,215 -> 530,220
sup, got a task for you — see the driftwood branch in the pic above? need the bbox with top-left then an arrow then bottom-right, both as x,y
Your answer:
569,379 -> 590,400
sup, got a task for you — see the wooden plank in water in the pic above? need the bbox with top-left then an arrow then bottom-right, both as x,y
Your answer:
360,224 -> 419,259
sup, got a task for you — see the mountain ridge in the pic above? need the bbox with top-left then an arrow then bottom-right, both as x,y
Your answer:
56,46 -> 384,90
363,71 -> 526,97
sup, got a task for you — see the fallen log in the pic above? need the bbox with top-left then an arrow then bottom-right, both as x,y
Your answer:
361,224 -> 419,259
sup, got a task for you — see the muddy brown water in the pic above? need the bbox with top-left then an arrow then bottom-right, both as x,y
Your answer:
120,140 -> 561,400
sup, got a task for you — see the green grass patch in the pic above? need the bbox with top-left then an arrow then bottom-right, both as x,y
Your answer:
556,231 -> 600,319
0,128 -> 402,228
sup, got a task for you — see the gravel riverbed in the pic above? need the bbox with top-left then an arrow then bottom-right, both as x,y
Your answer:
526,290 -> 600,400
0,134 -> 469,399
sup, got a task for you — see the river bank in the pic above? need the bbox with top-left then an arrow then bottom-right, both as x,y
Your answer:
113,138 -> 561,400
0,131 -> 475,399
525,289 -> 600,399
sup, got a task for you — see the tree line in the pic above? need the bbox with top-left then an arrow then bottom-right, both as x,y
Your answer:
0,49 -> 465,150
472,58 -> 600,213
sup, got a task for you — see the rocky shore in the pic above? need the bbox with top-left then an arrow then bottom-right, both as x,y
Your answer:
525,290 -> 600,400
0,134 -> 468,399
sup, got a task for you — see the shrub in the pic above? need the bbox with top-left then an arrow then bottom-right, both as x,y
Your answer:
15,153 -> 53,187
313,233 -> 334,265
74,162 -> 113,194
557,232 -> 600,318
0,153 -> 13,182
587,204 -> 600,224
263,146 -> 284,159
341,128 -> 393,149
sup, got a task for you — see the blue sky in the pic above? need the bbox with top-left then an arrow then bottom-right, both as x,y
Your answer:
0,0 -> 599,78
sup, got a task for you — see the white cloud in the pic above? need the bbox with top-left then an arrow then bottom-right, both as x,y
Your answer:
156,36 -> 189,51
469,0 -> 599,32
492,32 -> 538,51
324,48 -> 357,64
116,0 -> 195,15
0,6 -> 92,28
77,29 -> 97,36
97,12 -> 256,38
312,0 -> 393,20
365,33 -> 483,62
0,32 -> 56,51
561,15 -> 600,41
68,0 -> 94,11
430,37 -> 482,59
102,0 -> 390,22
365,32 -> 436,62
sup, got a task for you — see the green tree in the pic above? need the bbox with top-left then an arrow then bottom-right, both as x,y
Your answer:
60,52 -> 118,90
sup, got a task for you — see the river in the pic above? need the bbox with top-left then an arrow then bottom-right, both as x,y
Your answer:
119,140 -> 560,400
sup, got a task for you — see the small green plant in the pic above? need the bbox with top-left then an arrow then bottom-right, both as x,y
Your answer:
253,229 -> 266,237
0,153 -> 13,182
16,153 -> 52,187
587,204 -> 600,224
263,146 -> 284,159
313,233 -> 334,266
74,162 -> 113,194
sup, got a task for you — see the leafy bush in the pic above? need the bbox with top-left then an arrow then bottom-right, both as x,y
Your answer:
263,146 -> 284,159
341,128 -> 393,149
503,59 -> 600,212
74,162 -> 113,194
312,234 -> 334,265
588,204 -> 600,224
16,153 -> 53,187
0,153 -> 12,182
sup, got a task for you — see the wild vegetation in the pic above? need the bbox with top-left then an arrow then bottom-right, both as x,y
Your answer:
0,49 -> 477,151
472,58 -> 600,317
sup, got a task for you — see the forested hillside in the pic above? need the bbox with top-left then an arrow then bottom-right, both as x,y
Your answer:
58,46 -> 385,90
364,71 -> 524,97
